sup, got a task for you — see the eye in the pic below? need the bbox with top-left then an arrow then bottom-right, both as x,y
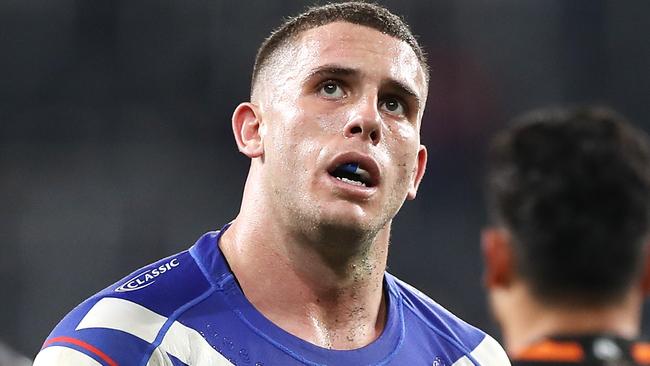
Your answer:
318,81 -> 346,99
380,97 -> 406,116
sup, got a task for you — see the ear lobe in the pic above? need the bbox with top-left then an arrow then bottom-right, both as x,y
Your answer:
640,244 -> 650,296
406,145 -> 427,200
481,227 -> 515,288
232,102 -> 264,158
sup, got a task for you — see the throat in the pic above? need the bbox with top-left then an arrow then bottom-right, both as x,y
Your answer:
303,288 -> 388,350
220,218 -> 390,349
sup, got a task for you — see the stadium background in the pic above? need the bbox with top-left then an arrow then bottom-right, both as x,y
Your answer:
2,0 -> 649,358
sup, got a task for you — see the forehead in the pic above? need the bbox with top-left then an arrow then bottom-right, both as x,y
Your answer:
275,21 -> 427,97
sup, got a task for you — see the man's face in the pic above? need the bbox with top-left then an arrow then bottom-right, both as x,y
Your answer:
254,21 -> 428,235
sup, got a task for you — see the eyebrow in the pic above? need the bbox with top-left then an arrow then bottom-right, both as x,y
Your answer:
382,79 -> 422,109
305,64 -> 422,108
305,65 -> 358,80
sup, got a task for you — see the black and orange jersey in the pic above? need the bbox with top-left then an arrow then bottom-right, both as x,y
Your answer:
511,334 -> 650,366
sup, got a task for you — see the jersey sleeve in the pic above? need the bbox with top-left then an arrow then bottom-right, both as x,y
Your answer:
33,297 -> 170,366
35,244 -> 213,366
450,334 -> 511,366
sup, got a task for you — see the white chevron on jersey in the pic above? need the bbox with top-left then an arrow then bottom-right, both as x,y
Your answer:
75,296 -> 234,365
76,297 -> 168,343
153,319 -> 234,365
146,347 -> 175,366
451,335 -> 511,366
451,355 -> 475,366
33,346 -> 103,366
471,335 -> 511,365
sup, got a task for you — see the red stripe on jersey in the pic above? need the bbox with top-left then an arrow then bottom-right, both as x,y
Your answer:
43,336 -> 118,366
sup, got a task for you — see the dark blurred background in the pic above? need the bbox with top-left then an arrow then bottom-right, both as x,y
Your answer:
2,0 -> 649,358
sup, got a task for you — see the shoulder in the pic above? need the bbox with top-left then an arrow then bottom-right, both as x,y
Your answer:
387,273 -> 510,366
34,232 -> 222,366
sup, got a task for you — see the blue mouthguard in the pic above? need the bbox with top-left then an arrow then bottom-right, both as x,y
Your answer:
339,163 -> 359,174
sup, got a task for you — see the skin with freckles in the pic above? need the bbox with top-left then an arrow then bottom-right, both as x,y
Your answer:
221,21 -> 428,350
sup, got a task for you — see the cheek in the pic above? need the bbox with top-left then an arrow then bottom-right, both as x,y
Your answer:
268,119 -> 321,171
384,125 -> 421,179
391,122 -> 419,140
281,110 -> 343,156
388,123 -> 420,156
314,113 -> 343,135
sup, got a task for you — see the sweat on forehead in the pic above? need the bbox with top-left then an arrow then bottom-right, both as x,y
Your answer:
250,1 -> 428,97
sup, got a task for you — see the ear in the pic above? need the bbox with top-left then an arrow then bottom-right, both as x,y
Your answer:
406,145 -> 427,200
481,227 -> 515,288
640,243 -> 650,296
232,102 -> 264,158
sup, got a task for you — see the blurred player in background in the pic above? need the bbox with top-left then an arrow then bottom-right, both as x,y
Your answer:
483,106 -> 650,365
34,2 -> 508,365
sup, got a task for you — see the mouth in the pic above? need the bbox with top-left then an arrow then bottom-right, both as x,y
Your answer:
327,155 -> 379,189
329,162 -> 372,187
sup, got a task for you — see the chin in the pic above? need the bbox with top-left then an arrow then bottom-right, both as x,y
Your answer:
317,207 -> 385,239
322,202 -> 368,222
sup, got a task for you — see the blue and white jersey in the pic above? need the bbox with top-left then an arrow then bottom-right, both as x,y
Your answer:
35,228 -> 510,366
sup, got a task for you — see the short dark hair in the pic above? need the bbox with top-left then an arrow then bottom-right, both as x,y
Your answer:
486,106 -> 650,305
251,1 -> 428,95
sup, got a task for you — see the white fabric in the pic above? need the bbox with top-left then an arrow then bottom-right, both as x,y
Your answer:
452,355 -> 476,366
70,296 -> 233,365
146,347 -> 175,366
33,346 -> 103,366
470,335 -> 511,365
153,321 -> 234,366
76,297 -> 167,343
451,335 -> 511,365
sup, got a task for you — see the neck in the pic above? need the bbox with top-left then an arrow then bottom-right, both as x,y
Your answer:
494,282 -> 643,356
219,180 -> 390,350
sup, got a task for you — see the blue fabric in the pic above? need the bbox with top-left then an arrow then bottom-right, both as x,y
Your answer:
38,227 -> 494,365
168,354 -> 189,366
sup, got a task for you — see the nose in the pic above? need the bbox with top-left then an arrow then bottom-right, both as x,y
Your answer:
343,97 -> 382,145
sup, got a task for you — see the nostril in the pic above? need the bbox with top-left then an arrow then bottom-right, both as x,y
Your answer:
370,130 -> 378,141
350,126 -> 362,134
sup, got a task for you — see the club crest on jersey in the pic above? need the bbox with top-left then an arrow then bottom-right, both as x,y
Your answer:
115,258 -> 180,292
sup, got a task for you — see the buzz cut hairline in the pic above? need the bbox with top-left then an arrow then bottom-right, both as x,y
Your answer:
250,2 -> 429,98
